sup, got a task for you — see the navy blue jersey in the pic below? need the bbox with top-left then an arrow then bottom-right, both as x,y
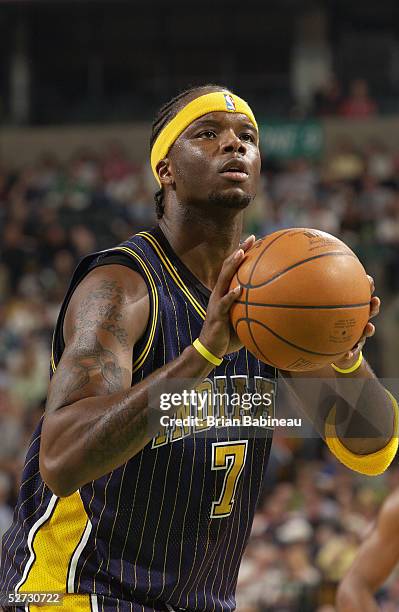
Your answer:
1,227 -> 277,611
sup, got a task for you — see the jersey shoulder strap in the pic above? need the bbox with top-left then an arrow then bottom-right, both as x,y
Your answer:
50,231 -> 161,377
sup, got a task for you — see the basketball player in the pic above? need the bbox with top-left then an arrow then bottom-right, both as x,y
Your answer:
336,488 -> 399,611
0,85 -> 397,612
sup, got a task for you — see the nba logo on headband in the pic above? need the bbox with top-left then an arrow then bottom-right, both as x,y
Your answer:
224,94 -> 236,111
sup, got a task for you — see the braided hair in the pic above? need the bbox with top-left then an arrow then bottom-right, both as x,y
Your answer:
150,84 -> 229,219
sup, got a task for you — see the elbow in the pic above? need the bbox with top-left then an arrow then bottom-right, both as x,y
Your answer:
39,451 -> 79,498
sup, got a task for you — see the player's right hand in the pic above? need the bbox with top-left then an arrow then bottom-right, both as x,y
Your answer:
199,235 -> 255,358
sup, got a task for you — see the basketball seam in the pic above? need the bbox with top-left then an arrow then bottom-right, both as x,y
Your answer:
235,316 -> 280,368
235,301 -> 370,309
239,289 -> 279,367
238,316 -> 354,357
237,229 -> 292,287
240,251 -> 357,289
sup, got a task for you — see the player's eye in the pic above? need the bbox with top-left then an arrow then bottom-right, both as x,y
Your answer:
198,130 -> 217,139
240,133 -> 256,143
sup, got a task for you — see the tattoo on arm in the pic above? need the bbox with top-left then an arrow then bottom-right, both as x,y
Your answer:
75,280 -> 130,351
85,398 -> 148,464
48,334 -> 130,411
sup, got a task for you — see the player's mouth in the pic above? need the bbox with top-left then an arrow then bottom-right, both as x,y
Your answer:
219,159 -> 249,182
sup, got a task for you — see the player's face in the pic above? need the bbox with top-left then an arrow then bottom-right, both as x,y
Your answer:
168,111 -> 261,210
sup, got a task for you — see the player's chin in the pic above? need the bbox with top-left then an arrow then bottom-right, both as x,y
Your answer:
208,188 -> 254,210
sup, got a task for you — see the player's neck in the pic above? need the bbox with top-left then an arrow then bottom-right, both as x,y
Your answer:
159,208 -> 243,291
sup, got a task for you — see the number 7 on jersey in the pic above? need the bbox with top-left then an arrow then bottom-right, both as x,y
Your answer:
210,440 -> 248,518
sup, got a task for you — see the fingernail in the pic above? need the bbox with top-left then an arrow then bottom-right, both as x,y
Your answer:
234,285 -> 242,294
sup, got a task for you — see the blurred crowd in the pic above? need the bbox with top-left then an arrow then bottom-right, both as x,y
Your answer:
312,77 -> 378,119
250,137 -> 399,303
1,138 -> 399,608
236,440 -> 399,611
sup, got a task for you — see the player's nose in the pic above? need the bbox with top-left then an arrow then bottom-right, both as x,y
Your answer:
220,129 -> 247,155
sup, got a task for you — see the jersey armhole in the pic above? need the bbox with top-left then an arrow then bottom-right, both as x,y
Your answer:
101,248 -> 160,374
51,249 -> 159,377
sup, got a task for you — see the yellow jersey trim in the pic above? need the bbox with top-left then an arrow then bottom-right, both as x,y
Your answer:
138,232 -> 206,320
112,246 -> 159,374
50,329 -> 56,373
50,246 -> 159,376
325,388 -> 399,475
17,492 -> 89,595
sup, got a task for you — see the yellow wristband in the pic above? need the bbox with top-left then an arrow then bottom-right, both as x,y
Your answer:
325,389 -> 399,476
331,350 -> 363,374
193,338 -> 223,367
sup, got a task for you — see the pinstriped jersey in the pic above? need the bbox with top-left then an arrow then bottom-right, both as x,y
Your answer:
0,227 -> 277,611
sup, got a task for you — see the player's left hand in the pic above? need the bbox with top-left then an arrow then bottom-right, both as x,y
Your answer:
332,275 -> 380,369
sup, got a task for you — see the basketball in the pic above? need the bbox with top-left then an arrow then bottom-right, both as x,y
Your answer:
230,228 -> 371,371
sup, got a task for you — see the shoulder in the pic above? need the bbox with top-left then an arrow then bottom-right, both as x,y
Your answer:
63,263 -> 149,347
74,262 -> 148,302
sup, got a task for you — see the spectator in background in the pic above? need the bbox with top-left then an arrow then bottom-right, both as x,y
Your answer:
8,335 -> 49,412
316,528 -> 359,584
358,174 -> 394,223
0,387 -> 24,473
69,224 -> 96,259
236,541 -> 281,610
323,138 -> 364,182
272,159 -> 317,204
365,140 -> 395,184
376,193 -> 399,293
313,74 -> 344,117
340,78 -> 378,119
0,473 -> 12,546
1,222 -> 34,290
102,141 -> 140,183
290,7 -> 333,114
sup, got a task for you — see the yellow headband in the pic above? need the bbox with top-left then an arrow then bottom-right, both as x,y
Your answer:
150,91 -> 258,185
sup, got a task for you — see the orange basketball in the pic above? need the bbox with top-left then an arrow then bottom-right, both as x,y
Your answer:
230,228 -> 371,371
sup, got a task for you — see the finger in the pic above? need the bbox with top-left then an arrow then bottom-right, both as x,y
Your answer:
367,275 -> 375,295
219,284 -> 242,313
344,339 -> 365,361
369,296 -> 380,318
215,249 -> 245,296
240,234 -> 256,253
349,327 -> 373,359
364,322 -> 375,337
359,323 -> 374,339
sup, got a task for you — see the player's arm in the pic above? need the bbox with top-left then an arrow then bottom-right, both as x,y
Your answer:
40,241 -> 252,498
336,490 -> 399,611
280,279 -> 398,475
281,354 -> 396,454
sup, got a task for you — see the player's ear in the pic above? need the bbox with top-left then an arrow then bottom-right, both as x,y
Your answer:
157,158 -> 174,187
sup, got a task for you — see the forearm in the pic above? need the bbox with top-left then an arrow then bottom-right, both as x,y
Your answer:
331,358 -> 395,453
282,358 -> 396,454
41,345 -> 213,496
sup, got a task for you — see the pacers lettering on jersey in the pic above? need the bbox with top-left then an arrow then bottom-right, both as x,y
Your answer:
152,375 -> 276,447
